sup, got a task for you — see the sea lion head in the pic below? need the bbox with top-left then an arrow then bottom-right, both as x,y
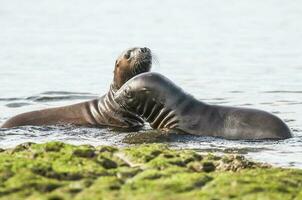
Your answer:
113,47 -> 152,90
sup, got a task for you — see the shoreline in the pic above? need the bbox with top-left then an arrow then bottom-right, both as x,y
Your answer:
0,141 -> 301,200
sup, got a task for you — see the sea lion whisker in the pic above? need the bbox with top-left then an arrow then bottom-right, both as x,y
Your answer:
151,53 -> 160,67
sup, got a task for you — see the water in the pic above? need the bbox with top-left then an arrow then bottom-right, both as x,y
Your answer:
0,0 -> 301,168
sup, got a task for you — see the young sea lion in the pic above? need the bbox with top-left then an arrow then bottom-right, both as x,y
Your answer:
114,72 -> 292,140
1,47 -> 152,129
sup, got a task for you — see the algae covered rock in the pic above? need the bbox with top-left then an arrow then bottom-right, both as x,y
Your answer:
0,142 -> 301,200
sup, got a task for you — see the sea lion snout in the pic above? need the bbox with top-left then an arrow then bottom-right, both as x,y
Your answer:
128,47 -> 152,65
140,47 -> 149,53
123,47 -> 151,60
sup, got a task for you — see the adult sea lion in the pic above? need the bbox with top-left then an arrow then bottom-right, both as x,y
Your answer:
114,72 -> 292,140
1,47 -> 152,129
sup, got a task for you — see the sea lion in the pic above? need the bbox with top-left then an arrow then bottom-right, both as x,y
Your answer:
114,72 -> 292,140
1,47 -> 152,129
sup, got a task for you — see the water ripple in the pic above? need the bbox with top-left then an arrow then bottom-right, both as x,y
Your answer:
5,102 -> 32,108
0,91 -> 98,107
262,91 -> 302,94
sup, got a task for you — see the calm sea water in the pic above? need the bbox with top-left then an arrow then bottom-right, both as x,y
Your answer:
0,0 -> 301,168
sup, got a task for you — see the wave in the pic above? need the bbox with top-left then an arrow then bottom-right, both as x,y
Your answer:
40,91 -> 94,95
5,102 -> 32,108
0,91 -> 98,105
26,95 -> 98,102
262,90 -> 302,94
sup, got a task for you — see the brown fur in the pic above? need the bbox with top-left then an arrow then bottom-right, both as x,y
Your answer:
1,47 -> 152,128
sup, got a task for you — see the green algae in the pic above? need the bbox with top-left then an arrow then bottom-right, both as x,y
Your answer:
0,142 -> 301,200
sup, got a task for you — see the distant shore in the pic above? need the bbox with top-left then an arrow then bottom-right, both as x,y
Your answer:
0,141 -> 301,200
